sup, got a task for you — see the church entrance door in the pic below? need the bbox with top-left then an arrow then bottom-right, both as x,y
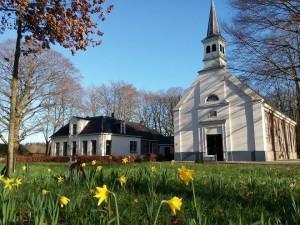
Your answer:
206,134 -> 224,161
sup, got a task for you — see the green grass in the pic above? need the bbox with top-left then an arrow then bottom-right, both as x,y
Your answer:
1,162 -> 300,225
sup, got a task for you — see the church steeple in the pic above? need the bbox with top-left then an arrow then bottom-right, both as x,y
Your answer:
202,0 -> 227,70
207,0 -> 220,37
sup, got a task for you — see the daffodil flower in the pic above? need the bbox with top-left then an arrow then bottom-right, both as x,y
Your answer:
153,196 -> 183,225
59,195 -> 70,208
118,176 -> 126,187
96,166 -> 102,172
151,166 -> 157,173
91,160 -> 97,165
94,185 -> 109,206
163,197 -> 182,215
14,178 -> 22,187
41,189 -> 50,195
122,157 -> 129,164
3,178 -> 14,190
178,166 -> 193,185
57,176 -> 64,184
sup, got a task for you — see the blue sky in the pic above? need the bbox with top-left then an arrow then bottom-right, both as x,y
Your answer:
0,0 -> 232,92
0,0 -> 233,143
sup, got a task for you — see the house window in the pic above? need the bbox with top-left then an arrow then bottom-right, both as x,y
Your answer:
72,141 -> 76,156
206,46 -> 211,53
130,141 -> 137,153
72,124 -> 77,135
92,140 -> 97,155
82,141 -> 88,155
209,111 -> 218,118
63,142 -> 68,156
55,143 -> 60,156
207,94 -> 219,102
212,44 -> 216,52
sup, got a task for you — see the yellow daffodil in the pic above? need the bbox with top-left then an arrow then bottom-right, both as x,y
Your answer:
122,157 -> 129,164
96,166 -> 102,172
163,197 -> 182,215
41,189 -> 50,195
171,160 -> 175,165
151,166 -> 157,173
3,178 -> 14,190
22,165 -> 27,171
289,183 -> 296,190
48,168 -> 52,173
91,160 -> 97,165
94,185 -> 109,206
81,163 -> 86,168
178,166 -> 193,185
57,176 -> 64,184
14,178 -> 22,187
118,176 -> 127,187
59,195 -> 70,208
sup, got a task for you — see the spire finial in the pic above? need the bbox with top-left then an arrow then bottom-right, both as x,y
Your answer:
207,0 -> 220,38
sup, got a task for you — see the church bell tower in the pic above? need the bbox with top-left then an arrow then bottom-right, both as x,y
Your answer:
202,0 -> 227,70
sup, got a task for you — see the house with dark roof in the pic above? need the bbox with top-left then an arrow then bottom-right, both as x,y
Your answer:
50,116 -> 174,158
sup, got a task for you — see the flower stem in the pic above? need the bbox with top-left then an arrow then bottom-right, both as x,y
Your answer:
191,180 -> 197,210
111,192 -> 120,225
153,201 -> 164,225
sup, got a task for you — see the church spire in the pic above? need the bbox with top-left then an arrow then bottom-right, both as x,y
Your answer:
207,0 -> 220,38
201,0 -> 227,70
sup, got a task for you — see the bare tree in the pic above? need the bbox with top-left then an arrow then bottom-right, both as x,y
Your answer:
85,85 -> 102,117
91,81 -> 139,121
0,40 -> 80,155
137,88 -> 183,136
40,74 -> 84,155
225,0 -> 300,156
0,0 -> 112,175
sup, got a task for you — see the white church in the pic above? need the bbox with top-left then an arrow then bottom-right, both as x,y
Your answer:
174,0 -> 298,162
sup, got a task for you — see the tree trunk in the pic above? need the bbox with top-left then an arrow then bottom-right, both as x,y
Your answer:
6,20 -> 22,176
45,140 -> 50,156
14,117 -> 21,155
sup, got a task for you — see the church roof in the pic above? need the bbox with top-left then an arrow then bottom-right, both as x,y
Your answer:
206,0 -> 221,38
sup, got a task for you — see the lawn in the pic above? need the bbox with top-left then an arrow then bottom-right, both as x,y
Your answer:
0,161 -> 299,225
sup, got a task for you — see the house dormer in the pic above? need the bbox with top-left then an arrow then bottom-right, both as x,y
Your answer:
69,117 -> 89,136
120,121 -> 126,134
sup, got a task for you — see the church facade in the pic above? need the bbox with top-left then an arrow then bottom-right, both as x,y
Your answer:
174,0 -> 298,162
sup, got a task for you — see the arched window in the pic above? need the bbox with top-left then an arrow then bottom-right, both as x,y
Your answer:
206,94 -> 219,102
212,44 -> 217,52
209,111 -> 217,118
206,46 -> 211,53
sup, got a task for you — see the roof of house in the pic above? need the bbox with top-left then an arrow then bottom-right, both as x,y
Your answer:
51,116 -> 174,144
